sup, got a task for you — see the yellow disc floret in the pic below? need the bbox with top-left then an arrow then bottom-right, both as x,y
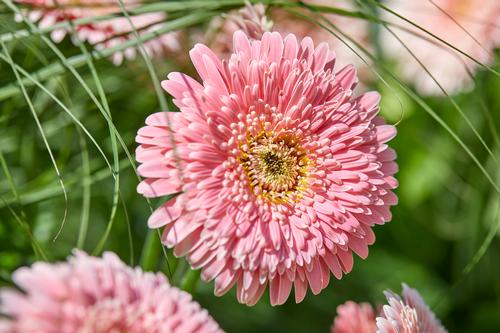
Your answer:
239,131 -> 310,204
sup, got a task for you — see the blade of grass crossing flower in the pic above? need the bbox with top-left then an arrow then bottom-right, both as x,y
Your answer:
288,7 -> 407,125
367,0 -> 500,76
428,0 -> 493,58
370,14 -> 499,166
385,70 -> 500,196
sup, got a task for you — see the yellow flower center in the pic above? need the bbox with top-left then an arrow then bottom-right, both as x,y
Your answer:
239,131 -> 309,204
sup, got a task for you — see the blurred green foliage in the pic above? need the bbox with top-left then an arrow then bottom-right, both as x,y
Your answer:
0,1 -> 499,332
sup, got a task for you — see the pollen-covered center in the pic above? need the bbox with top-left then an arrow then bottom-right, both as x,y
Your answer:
239,131 -> 309,203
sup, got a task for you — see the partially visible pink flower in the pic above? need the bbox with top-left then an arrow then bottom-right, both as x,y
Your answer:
381,0 -> 499,95
271,0 -> 373,80
332,301 -> 377,333
204,3 -> 272,57
224,3 -> 273,40
0,321 -> 14,333
0,251 -> 223,333
376,284 -> 447,333
136,31 -> 398,306
15,0 -> 181,64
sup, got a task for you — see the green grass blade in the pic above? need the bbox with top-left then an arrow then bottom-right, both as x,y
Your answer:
1,39 -> 69,242
0,11 -> 214,101
0,197 -> 48,260
76,126 -> 91,249
0,52 -> 115,174
368,0 -> 500,76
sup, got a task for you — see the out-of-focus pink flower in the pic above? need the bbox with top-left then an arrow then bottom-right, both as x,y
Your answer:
136,31 -> 398,306
381,0 -> 499,95
332,301 -> 377,333
0,251 -> 223,333
271,0 -> 373,80
0,320 -> 14,333
15,0 -> 181,64
204,3 -> 273,57
376,284 -> 447,333
224,3 -> 273,40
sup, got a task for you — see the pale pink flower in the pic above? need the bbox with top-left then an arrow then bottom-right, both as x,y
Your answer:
15,0 -> 181,64
271,0 -> 373,80
204,3 -> 273,57
381,0 -> 499,95
332,301 -> 377,333
376,284 -> 447,333
0,321 -> 14,333
136,31 -> 398,306
0,251 -> 223,333
223,3 -> 273,40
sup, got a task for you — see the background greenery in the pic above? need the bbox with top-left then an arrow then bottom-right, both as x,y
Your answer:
0,1 -> 499,332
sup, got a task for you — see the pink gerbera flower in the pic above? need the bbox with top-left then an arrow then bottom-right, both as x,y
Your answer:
332,301 -> 377,333
381,0 -> 499,95
136,31 -> 398,305
0,251 -> 223,333
377,284 -> 447,333
16,0 -> 181,64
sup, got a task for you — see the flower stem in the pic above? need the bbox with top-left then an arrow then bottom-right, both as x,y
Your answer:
182,269 -> 201,294
140,229 -> 161,272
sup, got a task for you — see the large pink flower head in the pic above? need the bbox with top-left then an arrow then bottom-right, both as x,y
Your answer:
376,284 -> 447,333
0,251 -> 223,333
15,0 -> 181,64
381,0 -> 499,95
136,31 -> 398,306
332,301 -> 377,333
